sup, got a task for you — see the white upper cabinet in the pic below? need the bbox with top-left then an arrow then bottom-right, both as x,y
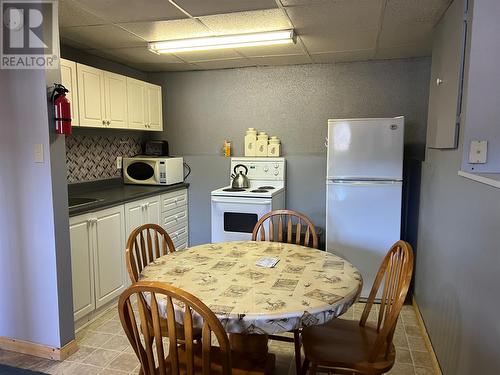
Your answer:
426,0 -> 466,149
127,77 -> 146,130
77,63 -> 106,128
127,78 -> 163,131
145,83 -> 163,131
60,58 -> 79,127
104,72 -> 128,129
66,59 -> 163,131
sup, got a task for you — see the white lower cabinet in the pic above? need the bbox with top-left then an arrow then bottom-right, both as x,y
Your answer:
70,189 -> 188,322
124,195 -> 161,236
69,206 -> 126,321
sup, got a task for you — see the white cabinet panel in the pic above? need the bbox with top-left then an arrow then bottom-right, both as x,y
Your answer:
104,72 -> 128,129
146,84 -> 163,131
125,199 -> 147,236
60,58 -> 79,127
77,63 -> 106,128
426,0 -> 466,149
146,196 -> 161,225
93,206 -> 126,308
69,214 -> 95,321
161,190 -> 188,212
127,78 -> 146,130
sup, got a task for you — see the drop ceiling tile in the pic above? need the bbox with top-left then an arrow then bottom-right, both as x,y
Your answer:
88,48 -> 183,64
236,41 -> 304,57
249,54 -> 311,66
173,0 -> 277,17
384,0 -> 450,24
129,62 -> 196,72
72,0 -> 187,23
375,42 -> 432,60
59,0 -> 107,27
310,49 -> 374,63
198,9 -> 291,35
171,49 -> 242,63
300,29 -> 378,54
378,23 -> 433,48
60,25 -> 147,49
286,0 -> 383,34
192,58 -> 255,70
118,19 -> 212,42
60,36 -> 94,50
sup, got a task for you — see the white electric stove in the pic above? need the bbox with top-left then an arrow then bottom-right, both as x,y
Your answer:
211,157 -> 286,243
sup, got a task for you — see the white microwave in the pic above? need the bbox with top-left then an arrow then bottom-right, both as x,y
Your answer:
123,156 -> 184,186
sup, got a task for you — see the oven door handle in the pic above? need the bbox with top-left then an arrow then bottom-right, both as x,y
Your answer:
211,197 -> 271,205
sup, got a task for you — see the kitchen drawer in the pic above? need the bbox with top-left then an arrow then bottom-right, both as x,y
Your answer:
173,233 -> 188,250
161,189 -> 187,212
170,226 -> 188,245
161,206 -> 188,231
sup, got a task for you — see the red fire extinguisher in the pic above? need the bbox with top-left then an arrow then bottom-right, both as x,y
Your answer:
51,83 -> 72,135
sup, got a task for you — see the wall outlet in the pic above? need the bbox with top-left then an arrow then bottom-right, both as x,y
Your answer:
469,140 -> 487,164
34,144 -> 44,163
116,156 -> 123,169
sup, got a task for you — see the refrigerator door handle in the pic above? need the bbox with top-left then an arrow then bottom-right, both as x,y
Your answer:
327,180 -> 402,185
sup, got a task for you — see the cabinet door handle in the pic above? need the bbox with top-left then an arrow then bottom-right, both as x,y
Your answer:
436,78 -> 444,86
102,119 -> 106,125
107,120 -> 111,125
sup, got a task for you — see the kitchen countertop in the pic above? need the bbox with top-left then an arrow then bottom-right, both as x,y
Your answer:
68,178 -> 189,217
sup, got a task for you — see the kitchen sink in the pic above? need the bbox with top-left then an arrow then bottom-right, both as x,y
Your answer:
68,197 -> 102,208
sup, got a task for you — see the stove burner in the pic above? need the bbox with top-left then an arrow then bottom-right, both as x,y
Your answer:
223,188 -> 246,192
251,189 -> 269,193
258,186 -> 275,190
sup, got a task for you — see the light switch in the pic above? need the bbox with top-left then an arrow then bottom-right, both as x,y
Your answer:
34,143 -> 44,163
469,140 -> 487,164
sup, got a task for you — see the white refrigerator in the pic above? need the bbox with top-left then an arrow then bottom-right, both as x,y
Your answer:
326,117 -> 404,298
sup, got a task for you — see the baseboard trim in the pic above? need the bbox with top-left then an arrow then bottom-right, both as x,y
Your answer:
412,297 -> 443,375
0,337 -> 78,361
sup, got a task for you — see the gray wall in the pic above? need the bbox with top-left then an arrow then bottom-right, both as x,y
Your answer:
149,58 -> 431,245
0,58 -> 74,347
415,0 -> 500,373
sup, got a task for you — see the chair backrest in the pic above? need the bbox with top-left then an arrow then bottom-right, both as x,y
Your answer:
360,240 -> 414,361
126,224 -> 176,282
252,209 -> 318,249
118,281 -> 232,375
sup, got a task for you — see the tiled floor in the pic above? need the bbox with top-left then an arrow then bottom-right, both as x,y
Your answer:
0,302 -> 437,375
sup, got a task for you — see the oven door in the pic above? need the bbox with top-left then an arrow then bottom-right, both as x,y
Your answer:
124,159 -> 159,185
211,196 -> 272,243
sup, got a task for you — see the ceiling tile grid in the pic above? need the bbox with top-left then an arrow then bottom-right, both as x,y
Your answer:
59,0 -> 452,72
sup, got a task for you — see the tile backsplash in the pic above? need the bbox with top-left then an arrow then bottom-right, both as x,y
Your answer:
66,134 -> 143,183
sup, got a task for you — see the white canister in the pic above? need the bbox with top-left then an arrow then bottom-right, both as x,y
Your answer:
256,132 -> 269,157
268,136 -> 281,157
244,128 -> 257,156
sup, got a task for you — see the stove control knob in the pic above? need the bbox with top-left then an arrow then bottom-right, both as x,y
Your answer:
263,166 -> 269,172
274,170 -> 279,176
274,164 -> 279,169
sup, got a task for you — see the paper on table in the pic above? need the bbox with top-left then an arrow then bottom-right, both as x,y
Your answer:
255,257 -> 280,268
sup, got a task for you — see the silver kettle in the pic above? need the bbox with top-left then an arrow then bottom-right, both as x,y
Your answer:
231,164 -> 250,189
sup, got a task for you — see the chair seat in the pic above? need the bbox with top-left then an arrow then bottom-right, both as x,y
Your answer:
162,343 -> 275,375
301,319 -> 396,374
143,318 -> 203,341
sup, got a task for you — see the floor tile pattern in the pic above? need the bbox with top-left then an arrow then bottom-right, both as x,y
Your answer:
0,302 -> 438,375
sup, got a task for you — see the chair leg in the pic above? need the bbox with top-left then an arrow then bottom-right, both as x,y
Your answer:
309,363 -> 318,375
294,329 -> 301,375
301,358 -> 310,375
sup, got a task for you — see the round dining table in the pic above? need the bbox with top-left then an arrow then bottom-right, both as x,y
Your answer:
139,240 -> 362,372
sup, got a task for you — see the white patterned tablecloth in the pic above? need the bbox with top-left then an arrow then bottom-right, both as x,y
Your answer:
139,241 -> 362,334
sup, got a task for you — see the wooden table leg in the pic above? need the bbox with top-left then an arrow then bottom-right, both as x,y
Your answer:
229,333 -> 276,374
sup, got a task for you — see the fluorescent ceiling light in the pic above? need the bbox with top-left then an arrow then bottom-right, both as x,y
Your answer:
148,29 -> 295,54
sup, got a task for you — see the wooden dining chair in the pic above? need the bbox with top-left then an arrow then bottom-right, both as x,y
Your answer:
252,209 -> 318,249
118,281 -> 232,375
119,281 -> 273,375
252,209 -> 318,374
125,223 -> 176,283
300,240 -> 414,375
